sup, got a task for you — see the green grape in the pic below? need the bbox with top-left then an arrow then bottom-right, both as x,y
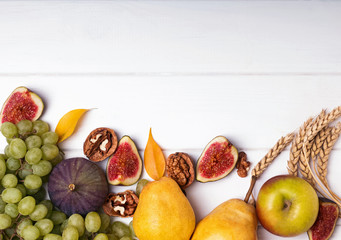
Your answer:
26,187 -> 40,195
9,138 -> 27,159
25,148 -> 43,165
33,120 -> 50,136
18,196 -> 36,215
24,174 -> 42,189
136,179 -> 149,196
4,145 -> 11,158
119,237 -> 132,240
4,203 -> 19,218
68,213 -> 85,236
33,188 -> 47,203
17,120 -> 33,135
1,173 -> 18,188
0,213 -> 12,230
0,197 -> 6,213
41,132 -> 59,145
35,218 -> 54,236
85,211 -> 101,233
22,225 -> 40,240
32,160 -> 52,177
50,211 -> 67,225
18,163 -> 33,179
94,233 -> 109,240
60,219 -> 68,232
39,200 -> 53,218
16,183 -> 27,197
29,204 -> 48,221
41,144 -> 59,161
1,187 -> 22,203
1,122 -> 18,138
99,212 -> 111,232
25,135 -> 42,149
50,152 -> 63,167
110,222 -> 131,239
107,234 -> 119,240
17,218 -> 33,237
62,226 -> 79,240
128,221 -> 136,238
0,157 -> 6,180
6,157 -> 20,171
50,224 -> 62,235
43,233 -> 62,240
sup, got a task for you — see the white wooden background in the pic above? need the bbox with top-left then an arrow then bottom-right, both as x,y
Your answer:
1,1 -> 341,239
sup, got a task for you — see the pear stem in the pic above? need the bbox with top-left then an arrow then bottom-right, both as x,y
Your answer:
244,176 -> 257,203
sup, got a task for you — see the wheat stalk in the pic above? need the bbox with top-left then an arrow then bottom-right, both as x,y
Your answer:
252,132 -> 294,178
287,118 -> 313,176
245,132 -> 294,203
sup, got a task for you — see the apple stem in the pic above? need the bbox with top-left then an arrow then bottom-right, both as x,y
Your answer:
244,176 -> 257,203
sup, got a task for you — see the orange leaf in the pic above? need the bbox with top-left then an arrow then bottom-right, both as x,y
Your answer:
144,128 -> 165,180
55,109 -> 89,143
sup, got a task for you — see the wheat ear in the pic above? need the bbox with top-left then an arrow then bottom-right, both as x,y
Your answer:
287,118 -> 313,176
252,132 -> 295,178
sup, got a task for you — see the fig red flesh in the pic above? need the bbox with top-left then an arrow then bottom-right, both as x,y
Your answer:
196,136 -> 238,182
107,136 -> 142,186
0,87 -> 44,125
308,199 -> 339,240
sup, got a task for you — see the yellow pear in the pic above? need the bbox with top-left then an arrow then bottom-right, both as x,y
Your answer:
191,198 -> 258,240
133,177 -> 196,240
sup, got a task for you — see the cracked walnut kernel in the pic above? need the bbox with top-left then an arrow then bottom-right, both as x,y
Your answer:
166,152 -> 195,189
236,151 -> 250,178
102,190 -> 139,217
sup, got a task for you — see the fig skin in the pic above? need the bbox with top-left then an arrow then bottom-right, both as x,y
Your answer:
196,136 -> 238,183
48,157 -> 108,216
308,198 -> 339,240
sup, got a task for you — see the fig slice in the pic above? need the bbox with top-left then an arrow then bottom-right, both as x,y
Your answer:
0,86 -> 44,125
196,136 -> 238,183
106,136 -> 142,186
308,198 -> 339,240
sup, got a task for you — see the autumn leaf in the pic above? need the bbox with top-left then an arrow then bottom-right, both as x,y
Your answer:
55,109 -> 89,143
144,128 -> 165,180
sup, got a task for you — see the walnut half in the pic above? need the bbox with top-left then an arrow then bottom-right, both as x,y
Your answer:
102,190 -> 139,217
166,152 -> 195,189
83,127 -> 118,162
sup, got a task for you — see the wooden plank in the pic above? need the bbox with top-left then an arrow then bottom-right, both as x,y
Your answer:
1,76 -> 340,150
0,1 -> 341,74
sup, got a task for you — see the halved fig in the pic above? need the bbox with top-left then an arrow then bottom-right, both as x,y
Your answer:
308,198 -> 339,240
0,86 -> 44,125
196,136 -> 238,182
106,136 -> 142,186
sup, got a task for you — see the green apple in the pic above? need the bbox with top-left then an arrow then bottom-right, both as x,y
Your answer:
256,175 -> 319,237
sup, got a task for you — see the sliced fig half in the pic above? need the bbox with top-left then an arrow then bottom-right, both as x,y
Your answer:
196,136 -> 238,183
0,86 -> 44,125
308,198 -> 339,240
106,136 -> 142,186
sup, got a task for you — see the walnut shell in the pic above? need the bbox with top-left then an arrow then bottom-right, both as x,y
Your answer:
83,127 -> 118,162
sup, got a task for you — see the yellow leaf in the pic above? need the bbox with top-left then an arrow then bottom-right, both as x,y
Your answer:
144,128 -> 165,180
55,109 -> 89,143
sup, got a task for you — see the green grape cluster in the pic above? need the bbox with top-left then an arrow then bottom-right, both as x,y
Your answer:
58,212 -> 136,240
0,120 -> 64,239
